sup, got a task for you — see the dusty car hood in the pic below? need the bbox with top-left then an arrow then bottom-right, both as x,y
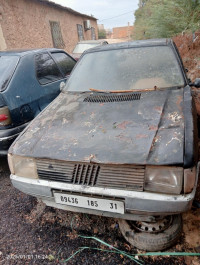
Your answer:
10,88 -> 185,165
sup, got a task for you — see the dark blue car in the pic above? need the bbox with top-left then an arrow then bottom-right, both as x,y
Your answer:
0,48 -> 76,155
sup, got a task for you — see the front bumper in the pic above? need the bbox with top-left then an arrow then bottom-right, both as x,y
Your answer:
0,123 -> 29,155
10,165 -> 199,220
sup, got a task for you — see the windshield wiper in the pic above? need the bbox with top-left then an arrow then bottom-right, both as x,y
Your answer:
89,88 -> 110,93
89,86 -> 158,93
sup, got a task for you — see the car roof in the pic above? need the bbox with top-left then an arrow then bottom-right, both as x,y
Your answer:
0,48 -> 66,57
83,38 -> 173,54
77,40 -> 108,45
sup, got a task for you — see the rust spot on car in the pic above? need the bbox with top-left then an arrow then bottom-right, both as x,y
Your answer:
176,95 -> 182,111
116,121 -> 131,129
149,135 -> 161,152
149,125 -> 158,131
98,125 -> 106,133
136,134 -> 148,139
154,106 -> 162,113
184,167 -> 196,193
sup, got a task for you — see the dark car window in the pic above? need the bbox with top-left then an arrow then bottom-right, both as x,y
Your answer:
65,46 -> 185,92
0,56 -> 19,92
35,53 -> 63,85
51,52 -> 76,76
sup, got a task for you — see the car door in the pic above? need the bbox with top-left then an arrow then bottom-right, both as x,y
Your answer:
2,54 -> 42,126
35,51 -> 76,112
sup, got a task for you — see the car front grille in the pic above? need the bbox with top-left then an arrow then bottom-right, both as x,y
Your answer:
36,159 -> 145,191
72,164 -> 100,186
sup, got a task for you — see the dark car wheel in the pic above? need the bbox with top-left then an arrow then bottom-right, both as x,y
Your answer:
118,215 -> 182,251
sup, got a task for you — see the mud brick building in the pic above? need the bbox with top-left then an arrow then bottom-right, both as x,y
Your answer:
113,24 -> 134,40
0,0 -> 98,53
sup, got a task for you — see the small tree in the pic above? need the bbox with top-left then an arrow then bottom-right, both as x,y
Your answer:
98,29 -> 106,39
133,0 -> 200,39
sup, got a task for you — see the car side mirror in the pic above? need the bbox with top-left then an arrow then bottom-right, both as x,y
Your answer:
60,81 -> 66,92
190,78 -> 200,88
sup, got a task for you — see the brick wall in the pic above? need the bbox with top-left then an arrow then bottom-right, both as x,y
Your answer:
0,0 -> 98,53
113,26 -> 134,39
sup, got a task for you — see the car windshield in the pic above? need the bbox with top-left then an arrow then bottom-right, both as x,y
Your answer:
0,55 -> 19,92
73,43 -> 101,53
65,46 -> 185,92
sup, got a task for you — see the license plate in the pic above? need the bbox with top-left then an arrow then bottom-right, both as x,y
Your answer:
54,193 -> 124,214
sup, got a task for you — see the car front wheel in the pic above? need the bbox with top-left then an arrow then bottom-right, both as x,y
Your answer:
118,214 -> 182,251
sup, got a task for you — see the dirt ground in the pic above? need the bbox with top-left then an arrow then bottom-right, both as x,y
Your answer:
0,34 -> 200,265
0,156 -> 200,265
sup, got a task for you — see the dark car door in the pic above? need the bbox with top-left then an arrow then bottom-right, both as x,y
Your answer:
2,54 -> 42,126
35,51 -> 76,111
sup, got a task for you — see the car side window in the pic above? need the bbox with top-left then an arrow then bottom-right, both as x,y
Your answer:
51,52 -> 76,76
35,53 -> 63,85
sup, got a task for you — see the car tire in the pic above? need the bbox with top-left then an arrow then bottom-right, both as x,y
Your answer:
118,215 -> 182,251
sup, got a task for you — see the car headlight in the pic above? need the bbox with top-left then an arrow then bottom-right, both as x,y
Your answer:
8,154 -> 38,179
144,166 -> 183,194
